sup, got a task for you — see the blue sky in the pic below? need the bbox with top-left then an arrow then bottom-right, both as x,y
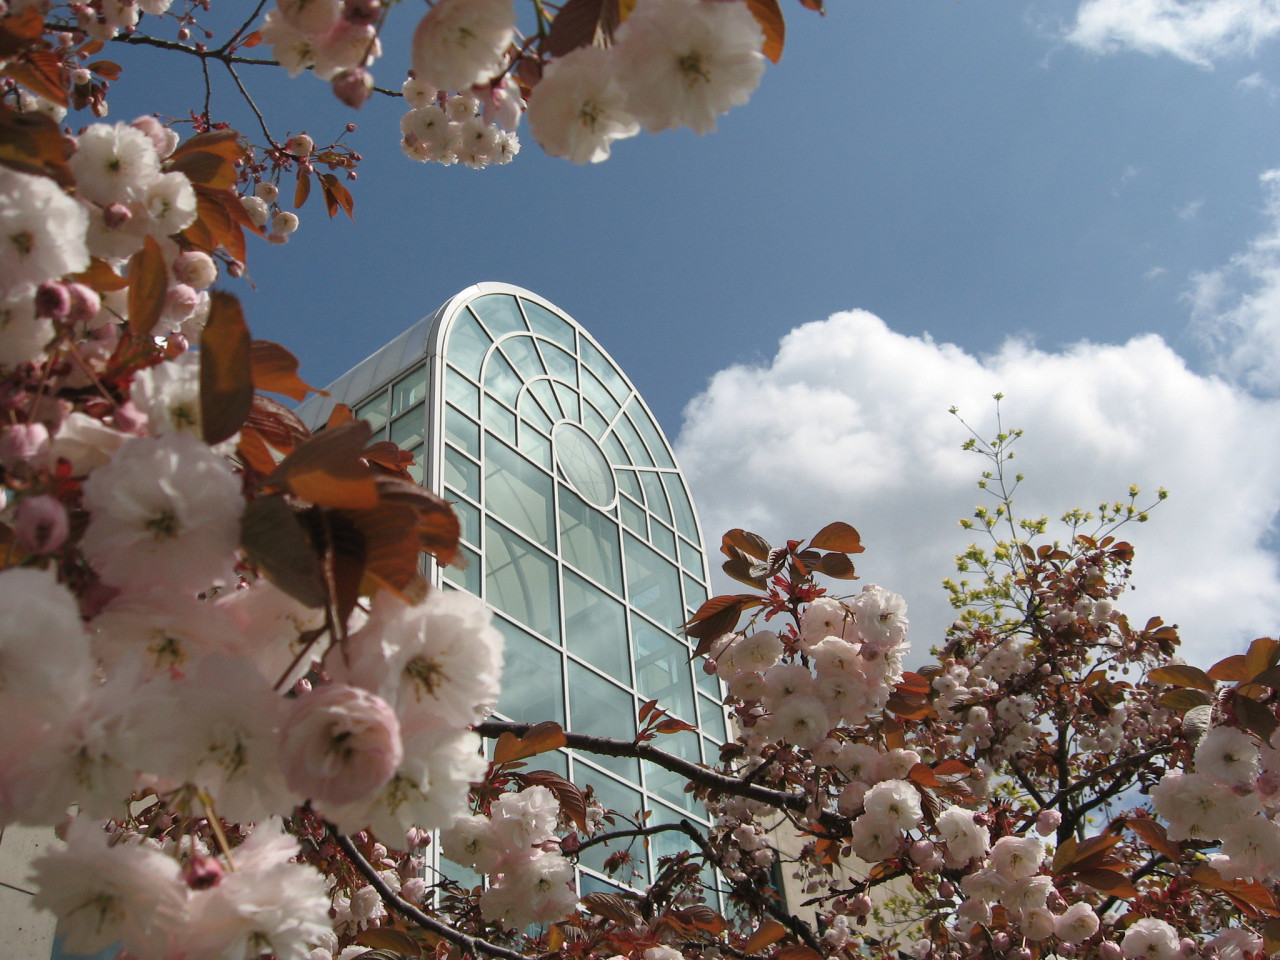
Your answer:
107,0 -> 1280,661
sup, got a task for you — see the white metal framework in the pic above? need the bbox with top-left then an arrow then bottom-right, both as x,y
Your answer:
298,283 -> 722,900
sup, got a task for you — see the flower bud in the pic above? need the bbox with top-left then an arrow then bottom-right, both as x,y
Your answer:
0,422 -> 48,468
35,282 -> 71,319
1035,808 -> 1062,836
172,251 -> 218,290
272,212 -> 300,235
343,0 -> 380,25
103,202 -> 132,228
182,854 -> 224,890
15,494 -> 70,554
254,181 -> 279,203
332,67 -> 374,109
65,283 -> 101,324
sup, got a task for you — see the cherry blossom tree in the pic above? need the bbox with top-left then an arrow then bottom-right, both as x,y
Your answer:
1,4 -> 1278,960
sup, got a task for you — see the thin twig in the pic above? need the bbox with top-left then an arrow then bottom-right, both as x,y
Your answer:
225,61 -> 278,148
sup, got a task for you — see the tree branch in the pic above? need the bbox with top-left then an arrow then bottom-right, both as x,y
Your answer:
328,826 -> 531,960
475,721 -> 809,814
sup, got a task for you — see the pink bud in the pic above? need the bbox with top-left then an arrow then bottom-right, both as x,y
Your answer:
65,283 -> 101,324
35,282 -> 71,319
111,401 -> 147,434
342,0 -> 380,25
850,893 -> 872,917
182,853 -> 224,890
15,494 -> 69,554
103,203 -> 132,228
1099,943 -> 1123,960
285,133 -> 314,156
560,833 -> 580,853
331,67 -> 373,109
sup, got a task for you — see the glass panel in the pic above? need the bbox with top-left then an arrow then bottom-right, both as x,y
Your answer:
446,309 -> 491,378
580,369 -> 619,421
615,414 -> 654,468
567,662 -> 638,780
678,538 -> 703,576
683,574 -> 707,616
392,366 -> 428,416
578,874 -> 629,898
486,520 -> 560,643
617,470 -> 643,502
553,383 -> 580,420
632,616 -> 696,723
696,663 -> 722,698
354,391 -> 388,434
663,474 -> 698,541
484,399 -> 517,443
602,430 -> 630,467
470,294 -> 528,338
485,435 -> 554,545
619,497 -> 646,537
628,403 -> 675,469
502,336 -> 546,381
495,618 -> 565,725
443,542 -> 481,595
447,488 -> 480,545
645,728 -> 699,811
647,802 -> 702,876
518,390 -> 554,433
580,338 -> 629,404
640,472 -> 672,524
625,535 -> 683,629
539,341 -> 578,385
484,352 -> 522,406
390,409 -> 425,450
554,422 -> 617,509
518,426 -> 552,470
444,446 -> 479,499
650,520 -> 676,560
529,379 -> 562,421
445,406 -> 479,457
445,367 -> 479,417
698,693 -> 728,741
564,570 -> 629,681
577,774 -> 648,886
582,403 -> 608,437
560,487 -> 623,595
439,856 -> 484,895
522,298 -> 576,349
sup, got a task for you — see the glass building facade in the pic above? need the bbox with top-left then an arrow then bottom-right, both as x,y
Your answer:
297,283 -> 723,899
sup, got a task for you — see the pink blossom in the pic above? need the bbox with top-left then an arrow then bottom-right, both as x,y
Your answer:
279,684 -> 403,807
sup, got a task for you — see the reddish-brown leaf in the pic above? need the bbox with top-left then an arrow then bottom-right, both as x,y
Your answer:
933,759 -> 971,777
200,291 -> 254,445
493,721 -> 568,764
68,258 -> 128,292
126,235 -> 168,336
1208,654 -> 1251,682
318,172 -> 355,221
266,420 -> 380,510
908,763 -> 940,788
327,403 -> 355,428
251,339 -> 324,400
654,717 -> 697,734
1192,864 -> 1280,918
1246,637 -> 1280,678
87,60 -> 122,80
776,947 -> 824,960
815,551 -> 857,579
294,166 -> 311,209
1148,664 -> 1215,692
721,528 -> 772,561
685,594 -> 763,655
355,928 -> 422,957
579,891 -> 639,927
0,106 -> 73,186
741,918 -> 787,954
237,426 -> 281,476
808,520 -> 864,554
373,476 -> 460,567
3,50 -> 69,108
744,0 -> 785,62
1126,817 -> 1181,861
1157,688 -> 1213,711
1071,868 -> 1138,899
1233,690 -> 1278,742
544,0 -> 622,55
244,394 -> 310,455
239,495 -> 326,609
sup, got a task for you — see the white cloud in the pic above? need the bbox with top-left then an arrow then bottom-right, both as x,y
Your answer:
1192,168 -> 1280,393
676,312 -> 1280,669
1177,198 -> 1205,220
1144,265 -> 1169,279
1238,70 -> 1280,95
1065,0 -> 1280,66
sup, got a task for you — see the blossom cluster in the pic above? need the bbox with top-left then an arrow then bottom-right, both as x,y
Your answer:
443,785 -> 580,929
0,109 -> 508,959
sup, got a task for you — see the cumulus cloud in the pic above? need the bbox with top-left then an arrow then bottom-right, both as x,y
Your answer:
675,311 -> 1280,668
1191,168 -> 1280,393
1065,0 -> 1280,66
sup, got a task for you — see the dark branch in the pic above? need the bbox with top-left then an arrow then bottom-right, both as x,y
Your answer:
328,826 -> 531,960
